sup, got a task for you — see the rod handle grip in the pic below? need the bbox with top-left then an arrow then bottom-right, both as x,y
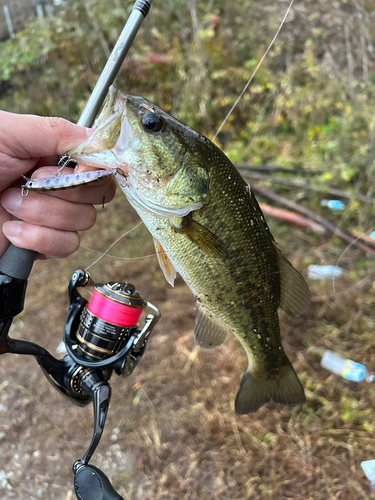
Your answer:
0,244 -> 36,280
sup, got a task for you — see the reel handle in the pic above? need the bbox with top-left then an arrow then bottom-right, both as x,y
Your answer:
73,372 -> 123,500
74,464 -> 124,500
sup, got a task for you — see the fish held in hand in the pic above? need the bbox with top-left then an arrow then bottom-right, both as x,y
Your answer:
70,86 -> 310,414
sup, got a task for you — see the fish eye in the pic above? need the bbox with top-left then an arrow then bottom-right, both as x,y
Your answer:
141,112 -> 163,133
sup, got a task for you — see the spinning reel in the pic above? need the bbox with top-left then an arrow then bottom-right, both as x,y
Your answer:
0,268 -> 160,499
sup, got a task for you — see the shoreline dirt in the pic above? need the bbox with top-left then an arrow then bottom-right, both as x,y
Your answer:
0,192 -> 374,499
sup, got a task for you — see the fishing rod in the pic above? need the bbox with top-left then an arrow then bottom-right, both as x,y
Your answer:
0,1 -> 158,499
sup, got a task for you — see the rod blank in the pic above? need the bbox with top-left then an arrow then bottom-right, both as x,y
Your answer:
77,0 -> 153,128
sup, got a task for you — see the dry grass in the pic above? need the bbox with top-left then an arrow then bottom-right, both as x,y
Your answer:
0,192 -> 375,499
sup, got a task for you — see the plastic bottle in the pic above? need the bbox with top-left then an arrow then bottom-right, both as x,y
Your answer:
361,460 -> 375,491
320,199 -> 346,210
321,350 -> 373,383
325,354 -> 375,491
308,265 -> 344,281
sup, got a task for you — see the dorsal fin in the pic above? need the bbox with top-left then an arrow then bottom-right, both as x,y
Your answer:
194,303 -> 228,349
153,238 -> 177,287
274,243 -> 310,317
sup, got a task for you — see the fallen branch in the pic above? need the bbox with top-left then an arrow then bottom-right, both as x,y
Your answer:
259,203 -> 326,234
252,183 -> 375,256
239,170 -> 375,205
235,164 -> 323,176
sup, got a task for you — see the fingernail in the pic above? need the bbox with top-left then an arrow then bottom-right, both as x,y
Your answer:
3,221 -> 22,238
2,190 -> 22,213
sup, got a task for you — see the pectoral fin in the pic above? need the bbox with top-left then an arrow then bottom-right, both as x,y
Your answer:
194,304 -> 228,349
174,216 -> 227,258
273,243 -> 310,317
153,238 -> 177,287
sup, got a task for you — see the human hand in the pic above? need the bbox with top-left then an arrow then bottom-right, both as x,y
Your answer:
0,111 -> 116,259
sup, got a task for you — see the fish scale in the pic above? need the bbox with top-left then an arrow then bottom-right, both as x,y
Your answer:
186,149 -> 280,351
69,86 -> 310,414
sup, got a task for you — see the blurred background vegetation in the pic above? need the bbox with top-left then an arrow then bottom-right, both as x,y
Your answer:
2,1 -> 375,498
1,0 -> 375,214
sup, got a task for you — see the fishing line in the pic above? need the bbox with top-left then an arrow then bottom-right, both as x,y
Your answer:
85,220 -> 146,270
333,226 -> 375,293
35,0 -> 295,271
49,220 -> 157,266
212,0 -> 295,142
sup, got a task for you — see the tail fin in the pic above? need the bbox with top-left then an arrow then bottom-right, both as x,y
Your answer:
235,362 -> 305,414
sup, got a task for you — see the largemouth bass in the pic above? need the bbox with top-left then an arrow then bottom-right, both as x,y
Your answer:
70,86 -> 310,413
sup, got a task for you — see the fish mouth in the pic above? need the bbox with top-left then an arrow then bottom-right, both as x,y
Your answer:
92,85 -> 125,133
93,85 -> 118,129
68,86 -> 129,170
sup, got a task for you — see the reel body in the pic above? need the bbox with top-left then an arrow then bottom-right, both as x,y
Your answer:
76,281 -> 146,361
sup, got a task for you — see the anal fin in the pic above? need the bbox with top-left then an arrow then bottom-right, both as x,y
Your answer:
153,238 -> 176,287
194,304 -> 228,349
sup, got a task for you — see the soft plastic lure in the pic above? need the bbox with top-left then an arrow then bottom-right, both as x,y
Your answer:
21,169 -> 115,197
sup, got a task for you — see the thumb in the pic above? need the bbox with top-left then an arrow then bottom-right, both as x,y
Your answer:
0,111 -> 91,159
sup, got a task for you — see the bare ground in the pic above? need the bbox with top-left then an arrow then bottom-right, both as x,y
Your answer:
0,191 -> 375,499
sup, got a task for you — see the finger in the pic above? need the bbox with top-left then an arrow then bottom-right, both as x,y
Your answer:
1,188 -> 97,231
0,112 -> 91,159
0,205 -> 12,258
29,167 -> 117,204
0,112 -> 91,188
2,221 -> 80,259
37,155 -> 62,168
30,166 -> 75,177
